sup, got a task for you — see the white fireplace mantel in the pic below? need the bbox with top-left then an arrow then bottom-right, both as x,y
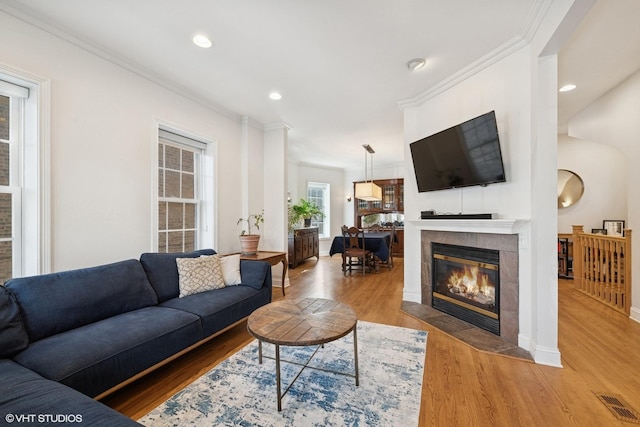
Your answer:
406,219 -> 530,236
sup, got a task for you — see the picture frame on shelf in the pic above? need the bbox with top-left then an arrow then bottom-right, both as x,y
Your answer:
603,220 -> 625,237
591,228 -> 607,235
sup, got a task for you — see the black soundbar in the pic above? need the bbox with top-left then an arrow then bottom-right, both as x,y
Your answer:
421,212 -> 496,220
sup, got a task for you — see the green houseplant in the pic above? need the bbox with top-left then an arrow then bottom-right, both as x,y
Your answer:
290,199 -> 324,228
287,205 -> 299,235
237,210 -> 264,254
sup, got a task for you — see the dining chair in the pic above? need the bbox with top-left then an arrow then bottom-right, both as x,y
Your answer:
365,223 -> 384,232
363,224 -> 393,270
379,225 -> 395,270
342,226 -> 372,276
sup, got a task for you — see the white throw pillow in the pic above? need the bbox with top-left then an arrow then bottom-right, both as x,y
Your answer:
176,255 -> 225,297
219,254 -> 242,286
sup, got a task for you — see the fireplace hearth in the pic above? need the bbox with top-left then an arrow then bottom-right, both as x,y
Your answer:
431,242 -> 500,335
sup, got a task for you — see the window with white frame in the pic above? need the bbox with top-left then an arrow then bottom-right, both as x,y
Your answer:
0,80 -> 28,284
307,182 -> 330,238
157,129 -> 211,253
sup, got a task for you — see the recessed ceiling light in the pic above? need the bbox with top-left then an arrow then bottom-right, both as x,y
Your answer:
269,92 -> 282,100
407,58 -> 426,72
559,84 -> 576,92
192,35 -> 212,48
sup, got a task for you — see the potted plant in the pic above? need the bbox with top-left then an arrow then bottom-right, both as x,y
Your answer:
287,205 -> 299,235
237,210 -> 264,255
291,199 -> 324,228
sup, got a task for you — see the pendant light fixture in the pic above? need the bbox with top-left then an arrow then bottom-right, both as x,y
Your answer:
355,144 -> 382,201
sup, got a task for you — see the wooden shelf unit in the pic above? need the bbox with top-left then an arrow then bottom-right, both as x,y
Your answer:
353,178 -> 403,220
353,178 -> 404,256
558,233 -> 574,279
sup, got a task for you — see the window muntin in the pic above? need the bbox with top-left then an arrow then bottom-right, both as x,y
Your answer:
307,182 -> 330,238
157,139 -> 202,253
0,86 -> 25,283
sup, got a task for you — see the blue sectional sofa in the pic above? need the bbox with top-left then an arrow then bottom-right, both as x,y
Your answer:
0,249 -> 272,425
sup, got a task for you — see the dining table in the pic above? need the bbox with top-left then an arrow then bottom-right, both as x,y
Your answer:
329,231 -> 392,263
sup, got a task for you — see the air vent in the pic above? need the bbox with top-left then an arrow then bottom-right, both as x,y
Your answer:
595,392 -> 639,424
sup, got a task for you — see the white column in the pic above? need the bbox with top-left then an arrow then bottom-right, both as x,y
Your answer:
263,122 -> 290,251
240,116 -> 250,218
530,54 -> 562,367
263,122 -> 291,286
402,106 -> 422,303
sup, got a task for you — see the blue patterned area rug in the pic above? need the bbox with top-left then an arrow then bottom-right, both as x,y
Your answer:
140,321 -> 428,426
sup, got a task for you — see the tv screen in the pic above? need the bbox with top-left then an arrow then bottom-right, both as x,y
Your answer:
409,111 -> 506,192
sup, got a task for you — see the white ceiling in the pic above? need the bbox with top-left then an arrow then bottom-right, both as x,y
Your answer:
558,0 -> 640,127
1,0 -> 639,170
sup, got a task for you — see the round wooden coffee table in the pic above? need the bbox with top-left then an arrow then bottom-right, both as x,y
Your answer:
247,298 -> 359,411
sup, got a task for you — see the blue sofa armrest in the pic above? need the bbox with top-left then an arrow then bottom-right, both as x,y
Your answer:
239,260 -> 272,290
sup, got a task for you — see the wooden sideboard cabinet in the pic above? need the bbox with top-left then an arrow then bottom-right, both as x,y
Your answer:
288,227 -> 319,268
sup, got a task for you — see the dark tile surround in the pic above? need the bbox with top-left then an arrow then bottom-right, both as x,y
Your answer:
401,300 -> 533,361
419,229 -> 520,345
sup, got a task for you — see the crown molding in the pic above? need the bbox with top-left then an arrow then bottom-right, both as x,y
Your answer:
263,121 -> 293,132
520,0 -> 554,43
0,1 -> 247,125
342,160 -> 405,174
243,116 -> 267,131
398,35 -> 528,110
295,161 -> 346,172
397,0 -> 551,111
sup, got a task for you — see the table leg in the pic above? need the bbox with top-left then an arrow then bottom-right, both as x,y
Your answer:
276,344 -> 282,411
280,258 -> 287,296
258,339 -> 263,364
353,326 -> 359,386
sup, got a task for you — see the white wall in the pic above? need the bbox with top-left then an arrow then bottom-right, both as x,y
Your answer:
402,46 -> 542,351
557,135 -> 627,233
568,68 -> 640,320
289,163 -> 345,255
0,11 -> 254,271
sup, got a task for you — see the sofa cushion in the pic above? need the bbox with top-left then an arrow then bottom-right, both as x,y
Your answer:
5,259 -> 158,342
0,285 -> 29,358
0,359 -> 140,426
160,285 -> 271,337
220,254 -> 242,286
176,255 -> 225,297
239,259 -> 270,289
140,249 -> 216,302
12,306 -> 202,398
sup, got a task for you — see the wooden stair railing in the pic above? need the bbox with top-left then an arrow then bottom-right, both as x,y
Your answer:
572,225 -> 632,315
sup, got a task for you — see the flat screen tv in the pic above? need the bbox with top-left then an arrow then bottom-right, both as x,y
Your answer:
409,111 -> 506,192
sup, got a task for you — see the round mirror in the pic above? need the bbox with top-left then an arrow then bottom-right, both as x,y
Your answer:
557,169 -> 584,209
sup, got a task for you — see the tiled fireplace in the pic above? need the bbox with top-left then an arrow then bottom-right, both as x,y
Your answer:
421,229 -> 519,345
431,242 -> 501,335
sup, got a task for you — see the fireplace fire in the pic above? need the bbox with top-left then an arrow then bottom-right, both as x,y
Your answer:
431,243 -> 500,335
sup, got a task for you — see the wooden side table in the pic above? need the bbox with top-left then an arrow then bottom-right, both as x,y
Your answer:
240,251 -> 288,296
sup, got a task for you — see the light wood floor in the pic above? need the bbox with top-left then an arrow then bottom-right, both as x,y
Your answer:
102,256 -> 640,426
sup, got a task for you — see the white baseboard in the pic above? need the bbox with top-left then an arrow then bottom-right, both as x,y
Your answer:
402,291 -> 421,303
630,306 -> 640,323
519,334 -> 562,367
532,345 -> 563,368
